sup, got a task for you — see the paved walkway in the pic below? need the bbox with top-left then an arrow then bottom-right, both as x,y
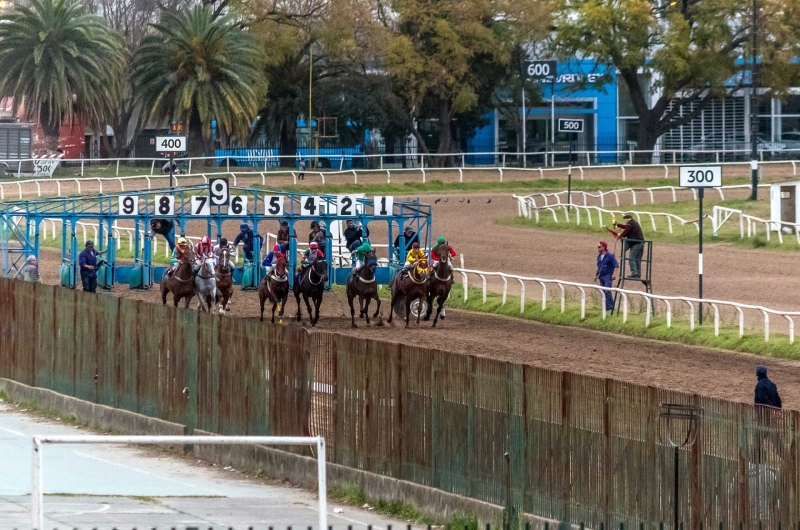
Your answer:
0,402 -> 407,529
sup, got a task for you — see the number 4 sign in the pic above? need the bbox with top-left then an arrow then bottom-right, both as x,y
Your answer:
373,196 -> 393,216
300,196 -> 321,216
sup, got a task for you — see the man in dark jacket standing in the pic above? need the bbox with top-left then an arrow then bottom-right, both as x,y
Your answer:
233,222 -> 263,262
755,365 -> 782,408
614,214 -> 645,279
344,220 -> 369,252
79,241 -> 100,293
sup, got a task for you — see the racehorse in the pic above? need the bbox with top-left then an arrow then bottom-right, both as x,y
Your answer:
215,245 -> 234,314
425,244 -> 454,327
194,255 -> 217,313
294,258 -> 327,326
346,251 -> 381,328
160,247 -> 196,308
259,256 -> 290,323
387,258 -> 430,328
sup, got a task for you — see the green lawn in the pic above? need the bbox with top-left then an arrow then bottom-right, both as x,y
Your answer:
446,283 -> 800,359
503,195 -> 799,251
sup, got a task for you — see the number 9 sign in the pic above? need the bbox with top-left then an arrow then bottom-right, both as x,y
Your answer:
119,195 -> 138,216
209,178 -> 229,206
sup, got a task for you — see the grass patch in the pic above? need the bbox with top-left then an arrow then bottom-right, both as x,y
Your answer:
503,195 -> 800,252
446,284 -> 800,359
329,483 -> 438,524
0,389 -> 9,401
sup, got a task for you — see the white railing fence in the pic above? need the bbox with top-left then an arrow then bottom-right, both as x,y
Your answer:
454,266 -> 799,344
712,206 -> 800,246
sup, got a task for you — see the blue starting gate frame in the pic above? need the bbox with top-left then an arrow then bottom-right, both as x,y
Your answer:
0,184 -> 432,290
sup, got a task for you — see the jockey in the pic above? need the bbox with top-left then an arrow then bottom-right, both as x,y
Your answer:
213,237 -> 235,269
298,242 -> 325,278
168,237 -> 190,276
352,239 -> 373,277
262,244 -> 285,276
431,236 -> 456,272
402,242 -> 427,276
196,236 -> 213,258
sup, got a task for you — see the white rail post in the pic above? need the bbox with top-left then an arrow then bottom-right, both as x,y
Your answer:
317,437 -> 327,530
116,159 -> 120,176
518,279 -> 525,313
32,438 -> 43,530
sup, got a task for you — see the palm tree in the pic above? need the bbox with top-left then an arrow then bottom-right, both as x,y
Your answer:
131,6 -> 267,159
0,0 -> 125,152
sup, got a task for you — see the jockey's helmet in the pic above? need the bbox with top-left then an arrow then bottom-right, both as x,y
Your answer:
220,237 -> 228,246
273,244 -> 281,252
201,236 -> 211,245
412,242 -> 420,249
177,237 -> 188,246
310,242 -> 319,249
438,236 -> 446,244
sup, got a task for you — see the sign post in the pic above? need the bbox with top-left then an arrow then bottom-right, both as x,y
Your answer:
558,118 -> 584,211
156,136 -> 187,191
679,165 -> 722,324
522,60 -> 557,168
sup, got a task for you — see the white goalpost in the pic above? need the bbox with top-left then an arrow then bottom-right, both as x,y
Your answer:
30,435 -> 327,530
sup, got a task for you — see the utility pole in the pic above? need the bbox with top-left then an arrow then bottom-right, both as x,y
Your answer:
749,0 -> 759,201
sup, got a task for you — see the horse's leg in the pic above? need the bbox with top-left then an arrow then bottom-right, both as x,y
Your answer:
271,299 -> 278,324
423,289 -> 434,321
433,295 -> 445,327
404,297 -> 411,328
371,291 -> 381,319
415,294 -> 422,326
348,292 -> 357,328
303,293 -> 314,326
161,283 -> 168,305
173,293 -> 181,307
387,285 -> 396,324
313,294 -> 322,326
363,296 -> 371,326
259,291 -> 266,322
359,295 -> 366,318
295,289 -> 303,322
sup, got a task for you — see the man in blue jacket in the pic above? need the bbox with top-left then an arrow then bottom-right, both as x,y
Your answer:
233,222 -> 263,262
595,241 -> 619,311
78,241 -> 102,293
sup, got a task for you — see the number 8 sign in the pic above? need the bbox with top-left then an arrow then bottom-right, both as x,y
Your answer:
154,195 -> 175,216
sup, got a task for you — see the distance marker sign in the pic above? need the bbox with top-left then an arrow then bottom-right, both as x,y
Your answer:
155,136 -> 187,152
679,166 -> 722,188
558,118 -> 584,133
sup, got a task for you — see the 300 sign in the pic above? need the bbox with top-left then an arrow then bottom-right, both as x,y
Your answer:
679,166 -> 722,188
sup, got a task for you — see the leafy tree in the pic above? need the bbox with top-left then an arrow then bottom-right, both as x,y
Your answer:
0,0 -> 125,152
552,0 -> 800,161
131,5 -> 267,158
381,0 -> 549,164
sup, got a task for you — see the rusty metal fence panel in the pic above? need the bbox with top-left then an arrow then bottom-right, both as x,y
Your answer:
2,278 -> 800,528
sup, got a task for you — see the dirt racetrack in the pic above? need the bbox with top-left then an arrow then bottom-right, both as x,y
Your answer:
31,246 -> 800,410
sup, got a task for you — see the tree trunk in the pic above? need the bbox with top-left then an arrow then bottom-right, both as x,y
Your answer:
634,121 -> 659,164
279,99 -> 298,167
436,98 -> 453,167
39,103 -> 60,153
187,106 -> 209,164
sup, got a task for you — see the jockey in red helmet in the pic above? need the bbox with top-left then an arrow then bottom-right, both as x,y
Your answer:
196,235 -> 213,258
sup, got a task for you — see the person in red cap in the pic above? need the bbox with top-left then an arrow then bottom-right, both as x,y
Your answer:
595,241 -> 619,311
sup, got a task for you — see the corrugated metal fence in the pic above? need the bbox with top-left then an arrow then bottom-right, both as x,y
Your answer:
0,279 -> 796,527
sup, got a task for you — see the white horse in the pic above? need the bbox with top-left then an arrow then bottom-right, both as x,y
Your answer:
194,256 -> 217,313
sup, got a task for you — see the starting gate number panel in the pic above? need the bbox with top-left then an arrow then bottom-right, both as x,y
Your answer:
336,195 -> 358,216
229,195 -> 248,216
374,196 -> 393,216
209,178 -> 230,206
191,195 -> 211,216
119,195 -> 139,216
154,195 -> 175,216
264,195 -> 284,216
301,196 -> 321,216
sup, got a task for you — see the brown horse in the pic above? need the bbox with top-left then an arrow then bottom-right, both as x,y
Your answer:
425,245 -> 454,327
160,247 -> 196,308
259,257 -> 290,323
346,251 -> 381,328
388,258 -> 430,328
215,245 -> 234,314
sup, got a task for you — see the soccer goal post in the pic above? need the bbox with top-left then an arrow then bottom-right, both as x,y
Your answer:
30,435 -> 326,530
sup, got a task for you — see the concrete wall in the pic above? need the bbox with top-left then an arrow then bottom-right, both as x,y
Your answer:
0,377 -> 562,529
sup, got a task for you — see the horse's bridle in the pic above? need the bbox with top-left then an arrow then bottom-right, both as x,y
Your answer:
307,262 -> 325,286
172,251 -> 194,282
357,260 -> 377,284
196,258 -> 216,280
216,248 -> 233,277
405,264 -> 428,285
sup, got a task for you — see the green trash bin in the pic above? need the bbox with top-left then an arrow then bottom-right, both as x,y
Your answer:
59,263 -> 72,288
129,264 -> 143,289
